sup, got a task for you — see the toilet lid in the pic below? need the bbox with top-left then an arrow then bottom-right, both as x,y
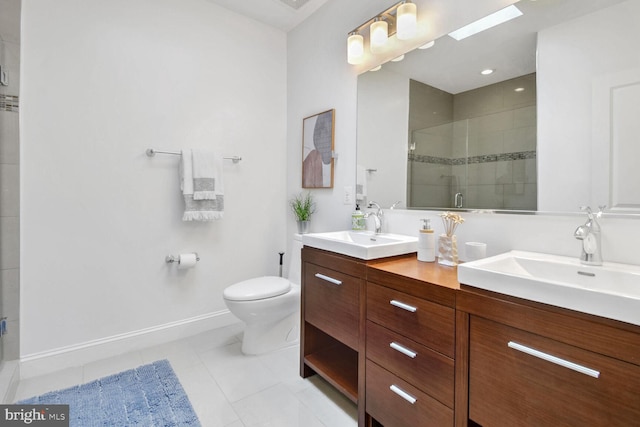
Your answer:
223,276 -> 291,301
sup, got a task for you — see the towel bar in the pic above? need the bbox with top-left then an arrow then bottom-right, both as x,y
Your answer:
165,253 -> 200,264
146,148 -> 242,163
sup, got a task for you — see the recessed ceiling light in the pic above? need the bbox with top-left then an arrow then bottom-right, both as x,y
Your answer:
369,65 -> 382,72
418,40 -> 436,50
480,69 -> 494,75
448,5 -> 523,41
391,55 -> 405,62
514,87 -> 525,92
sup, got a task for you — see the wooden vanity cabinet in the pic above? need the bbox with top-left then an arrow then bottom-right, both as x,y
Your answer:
456,285 -> 640,427
300,249 -> 460,427
365,266 -> 458,427
300,247 -> 366,405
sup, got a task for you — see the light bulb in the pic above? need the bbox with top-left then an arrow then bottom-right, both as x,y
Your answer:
370,19 -> 388,54
396,2 -> 417,40
347,33 -> 364,64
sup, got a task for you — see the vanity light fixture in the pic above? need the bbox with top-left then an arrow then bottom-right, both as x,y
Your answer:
370,18 -> 389,54
347,32 -> 365,64
347,1 -> 419,64
396,1 -> 417,40
448,4 -> 523,41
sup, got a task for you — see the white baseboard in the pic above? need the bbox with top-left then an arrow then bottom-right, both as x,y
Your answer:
20,310 -> 239,379
0,360 -> 20,404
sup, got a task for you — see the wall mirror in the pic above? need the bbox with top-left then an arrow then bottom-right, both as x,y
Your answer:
356,0 -> 639,214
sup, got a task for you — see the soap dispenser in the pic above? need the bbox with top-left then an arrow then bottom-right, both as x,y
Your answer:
418,219 -> 435,262
352,204 -> 365,231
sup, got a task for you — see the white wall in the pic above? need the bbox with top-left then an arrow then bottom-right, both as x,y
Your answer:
537,0 -> 640,212
357,68 -> 408,211
21,0 -> 287,358
287,0 -> 640,267
286,0 -> 517,237
18,0 -> 640,363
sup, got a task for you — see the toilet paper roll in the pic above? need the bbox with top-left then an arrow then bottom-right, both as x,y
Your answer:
177,253 -> 198,270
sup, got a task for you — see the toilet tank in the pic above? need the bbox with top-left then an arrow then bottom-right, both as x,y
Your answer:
287,234 -> 303,285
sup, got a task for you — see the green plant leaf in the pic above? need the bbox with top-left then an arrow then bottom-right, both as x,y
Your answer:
289,192 -> 316,221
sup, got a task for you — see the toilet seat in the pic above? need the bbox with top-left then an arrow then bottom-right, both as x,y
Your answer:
223,276 -> 291,301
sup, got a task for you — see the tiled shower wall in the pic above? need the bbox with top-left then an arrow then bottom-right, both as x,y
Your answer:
407,80 -> 455,207
0,0 -> 21,361
409,74 -> 537,210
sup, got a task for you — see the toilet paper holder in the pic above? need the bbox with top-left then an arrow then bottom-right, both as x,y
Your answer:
165,253 -> 200,264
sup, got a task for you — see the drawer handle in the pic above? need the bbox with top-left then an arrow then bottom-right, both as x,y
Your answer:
390,300 -> 417,312
508,341 -> 600,379
389,384 -> 417,404
314,273 -> 342,285
390,342 -> 417,359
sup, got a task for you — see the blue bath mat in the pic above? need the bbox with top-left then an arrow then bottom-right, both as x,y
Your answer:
18,359 -> 201,426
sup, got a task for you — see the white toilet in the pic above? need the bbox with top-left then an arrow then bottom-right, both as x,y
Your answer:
223,236 -> 302,355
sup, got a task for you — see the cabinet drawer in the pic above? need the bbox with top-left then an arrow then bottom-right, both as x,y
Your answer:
366,360 -> 453,427
367,282 -> 455,357
366,321 -> 454,408
304,263 -> 361,350
469,316 -> 640,426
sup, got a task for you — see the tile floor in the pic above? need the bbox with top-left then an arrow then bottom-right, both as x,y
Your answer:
13,323 -> 358,427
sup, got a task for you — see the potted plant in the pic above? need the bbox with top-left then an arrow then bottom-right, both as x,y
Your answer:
290,192 -> 315,234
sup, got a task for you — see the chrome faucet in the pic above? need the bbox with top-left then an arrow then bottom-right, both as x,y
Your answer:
574,206 -> 605,266
364,201 -> 384,234
454,192 -> 463,208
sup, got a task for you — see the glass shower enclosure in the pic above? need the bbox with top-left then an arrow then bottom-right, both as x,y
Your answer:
407,106 -> 537,211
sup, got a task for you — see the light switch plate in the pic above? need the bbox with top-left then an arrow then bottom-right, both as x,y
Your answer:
343,186 -> 353,205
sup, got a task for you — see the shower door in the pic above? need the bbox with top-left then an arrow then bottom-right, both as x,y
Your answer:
407,120 -> 468,209
408,105 -> 537,211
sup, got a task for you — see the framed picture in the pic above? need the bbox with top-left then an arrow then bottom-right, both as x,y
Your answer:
302,109 -> 335,188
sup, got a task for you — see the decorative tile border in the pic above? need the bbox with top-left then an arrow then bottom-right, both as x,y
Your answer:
409,150 -> 536,165
0,94 -> 19,112
408,154 -> 451,165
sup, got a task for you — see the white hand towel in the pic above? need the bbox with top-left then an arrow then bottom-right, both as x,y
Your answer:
180,149 -> 224,221
192,149 -> 224,201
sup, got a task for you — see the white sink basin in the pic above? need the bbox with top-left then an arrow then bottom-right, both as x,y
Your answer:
458,250 -> 640,326
302,231 -> 418,260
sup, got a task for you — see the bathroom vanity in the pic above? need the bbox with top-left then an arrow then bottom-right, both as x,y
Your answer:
456,285 -> 640,426
300,247 -> 365,405
301,242 -> 640,426
365,256 -> 459,427
300,246 -> 459,426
